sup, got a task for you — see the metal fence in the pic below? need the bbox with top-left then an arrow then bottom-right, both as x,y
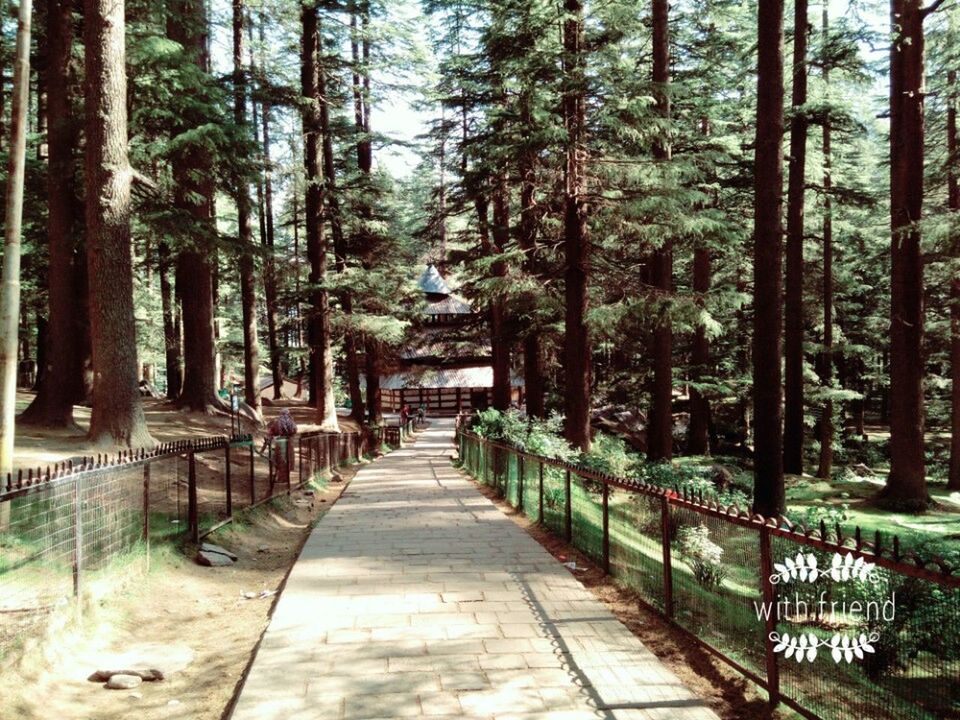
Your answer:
456,426 -> 960,720
0,427 -> 373,655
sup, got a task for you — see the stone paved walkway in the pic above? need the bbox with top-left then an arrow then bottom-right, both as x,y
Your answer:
231,420 -> 720,720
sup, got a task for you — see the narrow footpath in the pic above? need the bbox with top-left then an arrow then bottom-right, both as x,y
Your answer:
231,419 -> 719,720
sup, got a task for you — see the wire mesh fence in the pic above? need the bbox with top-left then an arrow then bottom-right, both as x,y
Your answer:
456,427 -> 960,720
0,427 -> 373,656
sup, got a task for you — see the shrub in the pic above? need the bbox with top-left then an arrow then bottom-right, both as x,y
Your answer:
677,524 -> 727,590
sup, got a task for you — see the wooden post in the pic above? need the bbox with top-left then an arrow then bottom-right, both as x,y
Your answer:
564,469 -> 572,542
73,476 -> 82,597
602,483 -> 610,574
660,495 -> 673,618
188,450 -> 199,544
759,525 -> 781,706
249,441 -> 255,505
298,436 -> 304,486
267,441 -> 274,494
224,442 -> 233,516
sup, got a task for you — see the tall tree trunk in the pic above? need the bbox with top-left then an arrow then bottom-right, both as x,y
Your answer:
817,5 -> 834,480
563,0 -> 593,452
947,66 -> 960,490
648,0 -> 673,462
689,245 -> 711,455
318,35 -> 363,424
352,3 -> 380,424
0,0 -> 32,530
254,14 -> 282,402
301,4 -> 337,430
688,117 -> 713,455
884,0 -> 928,508
437,110 -> 448,272
168,0 -> 223,413
20,0 -> 83,427
562,0 -> 591,452
84,0 -> 150,447
518,95 -> 545,418
783,0 -> 808,475
490,174 -> 511,412
158,240 -> 182,399
752,0 -> 786,517
233,0 -> 260,419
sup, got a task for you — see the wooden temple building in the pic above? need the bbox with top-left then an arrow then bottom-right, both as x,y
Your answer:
377,264 -> 523,415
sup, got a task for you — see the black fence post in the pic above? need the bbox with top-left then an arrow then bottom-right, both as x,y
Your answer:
660,494 -> 673,618
287,439 -> 294,493
73,476 -> 83,598
224,442 -> 233,518
602,483 -> 610,574
143,463 -> 151,572
188,449 -> 199,544
538,461 -> 544,525
517,454 -> 524,513
564,469 -> 572,542
142,463 -> 151,542
759,524 -> 781,707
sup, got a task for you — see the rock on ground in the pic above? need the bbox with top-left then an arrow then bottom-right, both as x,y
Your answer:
105,674 -> 143,690
196,543 -> 238,566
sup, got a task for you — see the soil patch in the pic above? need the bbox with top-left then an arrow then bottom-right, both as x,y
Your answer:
0,463 -> 358,720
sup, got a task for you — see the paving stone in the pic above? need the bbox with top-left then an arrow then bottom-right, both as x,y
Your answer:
231,420 -> 719,720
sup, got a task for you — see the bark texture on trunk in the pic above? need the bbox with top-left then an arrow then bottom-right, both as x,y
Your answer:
84,0 -> 151,447
688,244 -> 711,455
233,0 -> 260,418
301,5 -> 338,430
490,168 -> 512,413
318,39 -> 363,424
252,15 -> 282,402
562,0 -> 591,452
352,3 -> 381,425
158,241 -> 182,399
0,0 -> 32,491
168,0 -> 223,413
816,5 -> 834,480
884,0 -> 928,508
647,0 -> 673,461
518,98 -> 545,418
752,0 -> 786,517
783,0 -> 808,475
948,68 -> 960,490
20,0 -> 84,427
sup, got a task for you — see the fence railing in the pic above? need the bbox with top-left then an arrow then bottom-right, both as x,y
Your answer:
455,425 -> 960,720
0,428 -> 370,653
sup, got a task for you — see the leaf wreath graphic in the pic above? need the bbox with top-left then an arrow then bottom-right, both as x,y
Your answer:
769,632 -> 880,664
828,633 -> 879,663
770,552 -> 876,585
829,553 -> 876,583
770,632 -> 819,662
771,553 -> 820,584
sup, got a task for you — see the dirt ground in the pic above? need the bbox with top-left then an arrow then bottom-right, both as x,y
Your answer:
468,480 -> 794,720
11,390 -> 365,470
0,464 -> 356,720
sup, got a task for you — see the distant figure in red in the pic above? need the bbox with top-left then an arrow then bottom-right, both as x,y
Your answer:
399,404 -> 409,427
